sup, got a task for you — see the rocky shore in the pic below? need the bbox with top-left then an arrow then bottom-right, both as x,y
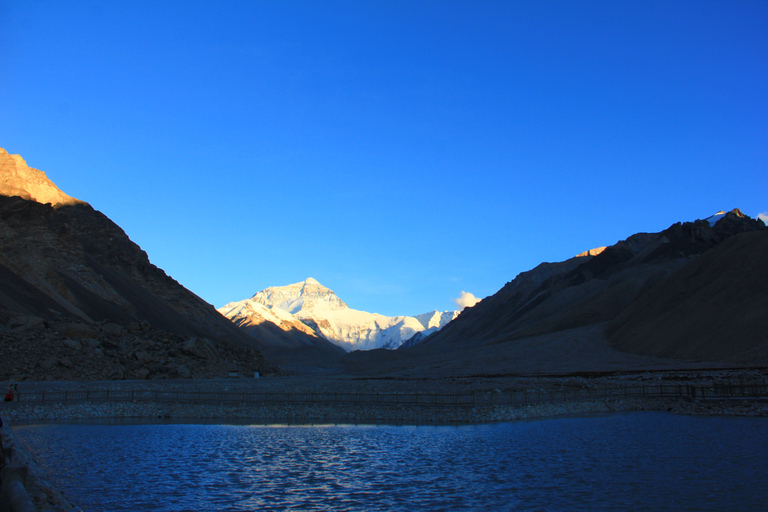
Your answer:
5,395 -> 768,426
2,373 -> 766,512
4,371 -> 768,425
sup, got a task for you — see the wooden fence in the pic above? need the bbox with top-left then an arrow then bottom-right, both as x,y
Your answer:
9,383 -> 768,409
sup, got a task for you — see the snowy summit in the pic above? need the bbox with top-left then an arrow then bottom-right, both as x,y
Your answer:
219,278 -> 459,352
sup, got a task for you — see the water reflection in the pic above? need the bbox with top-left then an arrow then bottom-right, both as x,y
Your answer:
14,412 -> 768,511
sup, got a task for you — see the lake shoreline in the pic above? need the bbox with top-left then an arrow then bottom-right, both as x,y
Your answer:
2,374 -> 767,511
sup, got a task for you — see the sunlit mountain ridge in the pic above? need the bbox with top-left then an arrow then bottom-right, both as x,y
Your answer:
219,278 -> 459,352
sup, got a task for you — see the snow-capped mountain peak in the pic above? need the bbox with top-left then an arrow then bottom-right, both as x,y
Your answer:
249,277 -> 349,314
219,278 -> 460,352
704,211 -> 727,226
413,310 -> 460,330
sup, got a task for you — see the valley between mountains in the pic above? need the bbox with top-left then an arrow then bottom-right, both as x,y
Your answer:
1,146 -> 767,381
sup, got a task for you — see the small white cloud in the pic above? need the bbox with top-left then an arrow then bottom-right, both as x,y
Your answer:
758,212 -> 768,225
452,291 -> 481,311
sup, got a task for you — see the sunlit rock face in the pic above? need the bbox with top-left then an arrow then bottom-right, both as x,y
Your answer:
248,278 -> 350,314
0,148 -> 83,206
220,278 -> 460,352
575,246 -> 607,258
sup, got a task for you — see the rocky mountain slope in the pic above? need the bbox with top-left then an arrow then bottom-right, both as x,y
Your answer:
345,210 -> 767,377
219,278 -> 459,352
0,149 -> 83,206
0,147 -> 280,380
606,228 -> 768,363
219,297 -> 348,373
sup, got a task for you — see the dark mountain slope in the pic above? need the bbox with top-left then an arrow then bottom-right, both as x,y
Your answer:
228,315 -> 347,374
0,147 -> 283,380
0,196 -> 254,343
606,229 -> 768,363
419,210 -> 764,352
342,210 -> 766,377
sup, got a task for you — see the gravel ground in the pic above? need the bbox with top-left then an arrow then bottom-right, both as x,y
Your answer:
9,367 -> 768,395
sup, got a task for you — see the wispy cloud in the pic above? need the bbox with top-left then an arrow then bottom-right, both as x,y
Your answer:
758,212 -> 768,225
452,291 -> 481,311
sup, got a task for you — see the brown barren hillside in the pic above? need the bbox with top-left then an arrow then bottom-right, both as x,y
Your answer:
343,210 -> 767,377
0,147 -> 281,380
606,230 -> 768,364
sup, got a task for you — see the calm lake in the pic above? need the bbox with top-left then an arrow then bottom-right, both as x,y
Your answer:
14,412 -> 768,511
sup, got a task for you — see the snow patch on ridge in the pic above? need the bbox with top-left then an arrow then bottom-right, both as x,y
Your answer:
704,210 -> 727,226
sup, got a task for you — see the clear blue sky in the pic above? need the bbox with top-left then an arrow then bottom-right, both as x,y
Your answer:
1,1 -> 766,316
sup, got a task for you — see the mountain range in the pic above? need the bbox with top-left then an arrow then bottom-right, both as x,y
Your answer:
344,209 -> 768,377
218,278 -> 459,352
1,146 -> 766,380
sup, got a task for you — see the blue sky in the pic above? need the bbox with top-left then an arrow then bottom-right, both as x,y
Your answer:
1,1 -> 766,316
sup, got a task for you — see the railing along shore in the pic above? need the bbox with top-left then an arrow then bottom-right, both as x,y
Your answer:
9,383 -> 768,408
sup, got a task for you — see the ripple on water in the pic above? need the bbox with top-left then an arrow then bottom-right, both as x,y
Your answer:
13,412 -> 768,512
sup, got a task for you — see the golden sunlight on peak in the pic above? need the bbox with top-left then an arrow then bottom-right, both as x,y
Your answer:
575,246 -> 607,258
0,148 -> 85,207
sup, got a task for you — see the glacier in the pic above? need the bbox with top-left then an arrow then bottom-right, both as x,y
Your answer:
218,278 -> 460,352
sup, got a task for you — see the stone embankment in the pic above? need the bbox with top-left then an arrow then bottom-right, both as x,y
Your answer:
4,395 -> 768,426
0,423 -> 77,512
1,373 -> 766,512
0,398 -> 665,425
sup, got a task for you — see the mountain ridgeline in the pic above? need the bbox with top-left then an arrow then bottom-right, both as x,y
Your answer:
2,146 -> 766,380
344,209 -> 768,377
219,278 -> 459,353
0,148 -> 280,380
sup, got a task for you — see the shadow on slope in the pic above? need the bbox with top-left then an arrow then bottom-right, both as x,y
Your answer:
0,195 -> 280,377
607,230 -> 768,364
342,210 -> 767,377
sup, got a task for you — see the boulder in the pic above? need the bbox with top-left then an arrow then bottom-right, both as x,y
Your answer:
181,337 -> 219,361
6,315 -> 45,332
54,322 -> 99,338
101,339 -> 119,351
134,350 -> 152,364
101,322 -> 126,336
40,357 -> 57,370
128,321 -> 151,333
62,339 -> 82,350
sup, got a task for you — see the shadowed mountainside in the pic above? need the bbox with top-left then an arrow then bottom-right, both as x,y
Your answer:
226,311 -> 347,374
606,229 -> 768,362
342,210 -> 767,377
0,148 -> 282,380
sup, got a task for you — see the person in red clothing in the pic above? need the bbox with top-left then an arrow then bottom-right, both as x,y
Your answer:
3,384 -> 16,402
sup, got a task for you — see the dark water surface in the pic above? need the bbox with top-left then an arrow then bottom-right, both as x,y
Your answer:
14,412 -> 768,511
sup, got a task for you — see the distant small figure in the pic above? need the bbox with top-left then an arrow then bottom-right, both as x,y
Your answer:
4,384 -> 16,402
